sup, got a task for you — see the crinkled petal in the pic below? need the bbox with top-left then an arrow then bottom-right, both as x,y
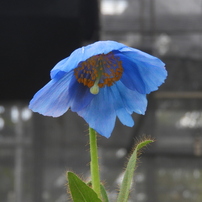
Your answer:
134,59 -> 167,93
51,41 -> 127,79
119,47 -> 164,66
77,87 -> 116,138
119,50 -> 167,94
109,84 -> 134,127
51,57 -> 70,80
29,72 -> 73,117
29,71 -> 94,117
116,52 -> 146,93
114,81 -> 147,115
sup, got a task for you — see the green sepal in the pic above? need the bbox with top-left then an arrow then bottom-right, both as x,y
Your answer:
117,139 -> 153,202
67,172 -> 102,202
87,181 -> 109,202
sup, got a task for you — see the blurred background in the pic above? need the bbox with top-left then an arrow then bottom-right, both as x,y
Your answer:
1,0 -> 202,201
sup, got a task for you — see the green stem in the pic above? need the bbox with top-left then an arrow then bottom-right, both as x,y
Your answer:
89,127 -> 102,199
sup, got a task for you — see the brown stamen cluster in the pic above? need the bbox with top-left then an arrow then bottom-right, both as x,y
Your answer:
74,52 -> 123,89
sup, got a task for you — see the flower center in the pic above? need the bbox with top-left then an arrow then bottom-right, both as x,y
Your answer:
74,51 -> 123,94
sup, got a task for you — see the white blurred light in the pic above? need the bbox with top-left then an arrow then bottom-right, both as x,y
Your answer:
55,175 -> 66,187
21,108 -> 32,121
101,0 -> 128,15
116,148 -> 127,158
0,117 -> 5,130
116,172 -> 133,188
136,193 -> 146,201
0,106 -> 5,114
176,111 -> 202,128
155,34 -> 171,55
135,173 -> 145,183
116,172 -> 124,185
183,190 -> 192,199
11,106 -> 20,123
193,169 -> 200,179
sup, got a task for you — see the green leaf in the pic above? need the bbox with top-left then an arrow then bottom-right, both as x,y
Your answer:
136,140 -> 153,150
87,181 -> 109,202
67,172 -> 102,202
117,139 -> 154,202
100,183 -> 109,202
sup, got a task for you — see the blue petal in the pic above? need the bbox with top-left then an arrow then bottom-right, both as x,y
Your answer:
134,60 -> 167,93
29,72 -> 73,117
69,80 -> 95,112
51,57 -> 70,80
115,52 -> 146,93
120,46 -> 165,66
109,85 -> 134,127
119,50 -> 167,94
29,71 -> 93,117
77,81 -> 147,137
116,108 -> 134,127
77,87 -> 116,138
113,81 -> 148,115
50,41 -> 127,79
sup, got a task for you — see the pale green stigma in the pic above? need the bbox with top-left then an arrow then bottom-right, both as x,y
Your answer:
90,72 -> 101,95
90,83 -> 99,95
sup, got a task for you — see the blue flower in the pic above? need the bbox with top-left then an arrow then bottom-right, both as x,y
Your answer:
29,41 -> 167,138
